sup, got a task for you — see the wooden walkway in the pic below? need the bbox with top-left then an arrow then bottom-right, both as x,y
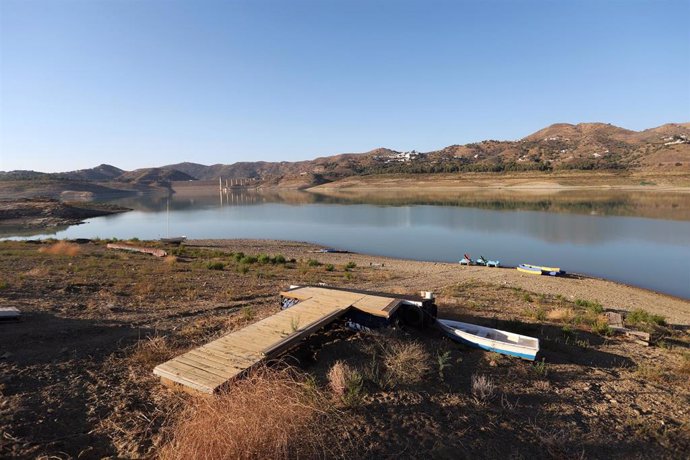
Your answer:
153,286 -> 403,394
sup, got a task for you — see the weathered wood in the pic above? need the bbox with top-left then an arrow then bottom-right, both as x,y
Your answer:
106,243 -> 167,257
155,286 -> 409,394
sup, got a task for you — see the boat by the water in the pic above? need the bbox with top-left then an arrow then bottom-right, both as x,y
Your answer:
160,236 -> 187,245
476,256 -> 500,267
160,199 -> 186,245
517,264 -> 565,276
437,319 -> 539,360
459,253 -> 474,265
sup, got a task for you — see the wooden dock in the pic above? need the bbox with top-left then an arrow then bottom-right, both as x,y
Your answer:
153,286 -> 409,394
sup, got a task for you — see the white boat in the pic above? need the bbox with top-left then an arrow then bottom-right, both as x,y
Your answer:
160,199 -> 186,245
437,319 -> 539,360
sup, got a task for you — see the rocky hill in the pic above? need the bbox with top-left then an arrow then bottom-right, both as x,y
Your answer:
2,122 -> 688,191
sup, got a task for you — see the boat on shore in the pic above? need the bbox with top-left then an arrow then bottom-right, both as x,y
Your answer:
160,199 -> 186,245
437,319 -> 539,360
517,264 -> 565,276
476,256 -> 500,267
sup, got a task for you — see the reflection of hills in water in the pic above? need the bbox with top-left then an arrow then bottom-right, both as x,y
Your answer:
106,187 -> 690,222
306,189 -> 690,221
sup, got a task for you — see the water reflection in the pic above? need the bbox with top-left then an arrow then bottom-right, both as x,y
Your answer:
4,188 -> 689,298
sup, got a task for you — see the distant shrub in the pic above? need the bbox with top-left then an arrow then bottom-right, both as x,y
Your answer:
575,299 -> 603,314
237,264 -> 249,274
307,259 -> 321,267
274,254 -> 286,264
345,261 -> 357,270
240,255 -> 258,265
38,241 -> 81,257
325,264 -> 335,272
233,252 -> 245,262
626,309 -> 666,327
257,254 -> 271,264
207,261 -> 225,270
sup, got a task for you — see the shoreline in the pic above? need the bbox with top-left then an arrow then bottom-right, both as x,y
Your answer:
189,239 -> 690,325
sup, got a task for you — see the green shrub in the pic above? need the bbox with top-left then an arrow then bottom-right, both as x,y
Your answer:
575,299 -> 603,314
274,254 -> 286,264
240,255 -> 258,265
257,254 -> 271,264
345,261 -> 357,270
307,259 -> 321,267
207,261 -> 225,270
626,309 -> 666,327
233,252 -> 245,262
237,264 -> 249,274
325,264 -> 335,272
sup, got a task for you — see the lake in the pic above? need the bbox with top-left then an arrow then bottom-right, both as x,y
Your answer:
5,188 -> 690,299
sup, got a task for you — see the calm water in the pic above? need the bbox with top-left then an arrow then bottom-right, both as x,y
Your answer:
5,189 -> 690,298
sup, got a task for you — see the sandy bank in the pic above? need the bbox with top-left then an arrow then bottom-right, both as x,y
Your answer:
191,239 -> 690,326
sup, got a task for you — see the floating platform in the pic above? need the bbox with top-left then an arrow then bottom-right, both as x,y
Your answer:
153,286 -> 432,394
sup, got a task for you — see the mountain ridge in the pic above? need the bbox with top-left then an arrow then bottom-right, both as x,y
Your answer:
2,122 -> 688,188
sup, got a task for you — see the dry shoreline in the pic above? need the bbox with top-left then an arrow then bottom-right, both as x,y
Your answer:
1,238 -> 689,458
191,239 -> 690,326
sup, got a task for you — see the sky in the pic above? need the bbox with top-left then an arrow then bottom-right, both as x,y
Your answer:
1,0 -> 689,172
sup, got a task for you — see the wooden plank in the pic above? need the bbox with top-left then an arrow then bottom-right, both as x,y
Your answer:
262,308 -> 347,357
157,360 -> 230,387
174,355 -> 246,378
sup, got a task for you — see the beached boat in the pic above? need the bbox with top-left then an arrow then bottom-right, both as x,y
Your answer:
459,253 -> 474,265
477,256 -> 500,267
160,199 -> 186,245
437,319 -> 539,360
517,264 -> 564,276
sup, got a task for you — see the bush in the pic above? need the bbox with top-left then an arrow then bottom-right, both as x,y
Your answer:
345,261 -> 357,270
325,264 -> 335,272
160,368 -> 353,459
207,261 -> 225,270
38,241 -> 81,257
274,254 -> 286,264
257,254 -> 271,264
471,374 -> 496,403
626,309 -> 666,327
307,259 -> 321,267
382,341 -> 431,386
237,264 -> 249,274
575,299 -> 603,314
327,361 -> 364,406
240,255 -> 258,265
233,252 -> 245,262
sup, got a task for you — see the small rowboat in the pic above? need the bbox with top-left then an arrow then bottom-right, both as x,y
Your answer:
477,256 -> 500,267
437,319 -> 539,360
160,236 -> 187,245
517,264 -> 565,276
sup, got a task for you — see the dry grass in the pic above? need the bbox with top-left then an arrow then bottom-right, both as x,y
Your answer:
327,361 -> 364,406
159,367 -> 354,460
471,374 -> 497,403
38,241 -> 81,256
547,307 -> 575,322
128,336 -> 177,371
382,340 -> 431,386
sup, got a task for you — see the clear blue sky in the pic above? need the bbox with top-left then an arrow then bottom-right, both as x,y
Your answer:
1,0 -> 688,172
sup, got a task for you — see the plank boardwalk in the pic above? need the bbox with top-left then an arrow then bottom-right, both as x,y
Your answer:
153,287 -> 405,394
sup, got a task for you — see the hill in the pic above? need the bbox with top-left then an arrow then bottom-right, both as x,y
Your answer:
3,122 -> 688,192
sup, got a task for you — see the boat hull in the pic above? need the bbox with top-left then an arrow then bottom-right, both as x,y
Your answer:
437,319 -> 539,361
518,264 -> 565,276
